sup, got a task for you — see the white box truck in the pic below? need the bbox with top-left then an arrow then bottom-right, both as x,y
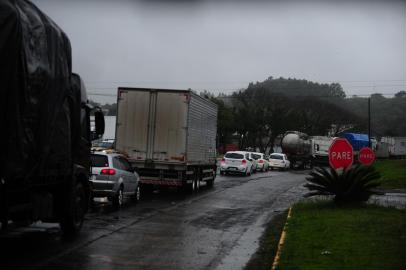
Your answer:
115,87 -> 218,192
380,137 -> 406,158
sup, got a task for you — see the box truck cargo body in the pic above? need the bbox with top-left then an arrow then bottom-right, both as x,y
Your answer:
311,136 -> 337,165
380,137 -> 406,158
115,88 -> 217,190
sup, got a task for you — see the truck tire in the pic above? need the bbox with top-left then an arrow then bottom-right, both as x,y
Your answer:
60,181 -> 86,236
113,186 -> 124,209
191,179 -> 197,192
131,186 -> 141,203
0,184 -> 7,230
196,178 -> 200,192
0,220 -> 6,231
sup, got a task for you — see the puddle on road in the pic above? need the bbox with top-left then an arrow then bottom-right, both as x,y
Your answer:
190,207 -> 259,230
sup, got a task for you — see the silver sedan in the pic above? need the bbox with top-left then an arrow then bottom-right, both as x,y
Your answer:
90,152 -> 140,209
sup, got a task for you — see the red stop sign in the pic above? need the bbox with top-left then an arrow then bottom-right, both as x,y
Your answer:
358,147 -> 375,166
329,138 -> 354,169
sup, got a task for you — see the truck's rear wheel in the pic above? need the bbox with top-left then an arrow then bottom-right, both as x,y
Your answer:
113,187 -> 124,209
131,186 -> 141,203
196,179 -> 200,191
0,184 -> 7,230
60,181 -> 86,236
191,179 -> 197,192
1,214 -> 7,230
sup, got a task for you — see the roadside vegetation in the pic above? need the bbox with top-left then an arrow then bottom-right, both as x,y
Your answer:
275,201 -> 406,270
373,159 -> 406,190
94,77 -> 406,154
248,163 -> 405,270
304,165 -> 381,203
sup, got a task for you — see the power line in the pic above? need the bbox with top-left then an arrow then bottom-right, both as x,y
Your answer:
218,93 -> 400,99
85,79 -> 406,84
87,91 -> 401,98
88,92 -> 116,97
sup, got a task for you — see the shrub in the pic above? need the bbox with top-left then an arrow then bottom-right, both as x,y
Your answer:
304,164 -> 382,203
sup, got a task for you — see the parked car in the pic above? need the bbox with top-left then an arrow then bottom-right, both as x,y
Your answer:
245,152 -> 258,173
269,153 -> 290,170
92,139 -> 115,151
99,139 -> 115,149
220,151 -> 254,176
90,152 -> 140,208
252,152 -> 269,172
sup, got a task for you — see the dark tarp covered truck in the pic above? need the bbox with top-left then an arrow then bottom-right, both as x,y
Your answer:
0,0 -> 104,234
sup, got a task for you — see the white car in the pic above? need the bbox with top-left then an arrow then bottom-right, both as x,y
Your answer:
245,152 -> 258,173
269,153 -> 290,170
220,151 -> 254,176
252,152 -> 269,172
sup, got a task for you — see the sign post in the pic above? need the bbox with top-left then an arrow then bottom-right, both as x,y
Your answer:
358,147 -> 375,166
329,138 -> 354,169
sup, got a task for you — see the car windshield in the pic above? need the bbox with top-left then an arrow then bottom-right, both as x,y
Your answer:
252,154 -> 261,160
224,153 -> 244,159
99,141 -> 113,148
270,154 -> 283,160
91,154 -> 109,167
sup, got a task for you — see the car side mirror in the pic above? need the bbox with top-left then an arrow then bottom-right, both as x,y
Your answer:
91,108 -> 105,141
95,109 -> 105,136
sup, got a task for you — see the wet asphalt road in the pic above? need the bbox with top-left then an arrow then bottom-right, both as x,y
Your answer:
0,170 -> 308,270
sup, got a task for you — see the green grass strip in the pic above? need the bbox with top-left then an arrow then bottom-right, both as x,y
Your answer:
276,201 -> 406,270
373,159 -> 406,190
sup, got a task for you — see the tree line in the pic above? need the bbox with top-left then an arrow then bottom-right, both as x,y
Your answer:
204,77 -> 406,153
92,77 -> 406,153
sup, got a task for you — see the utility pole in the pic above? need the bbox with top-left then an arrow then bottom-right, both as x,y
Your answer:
368,97 -> 371,147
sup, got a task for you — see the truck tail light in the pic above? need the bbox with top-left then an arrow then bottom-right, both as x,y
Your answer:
241,159 -> 247,165
101,168 -> 116,175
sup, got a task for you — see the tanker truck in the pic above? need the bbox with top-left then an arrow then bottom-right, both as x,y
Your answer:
280,131 -> 313,169
0,0 -> 104,234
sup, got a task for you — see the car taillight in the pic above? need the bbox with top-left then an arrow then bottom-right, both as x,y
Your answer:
241,160 -> 247,165
101,168 -> 116,175
221,158 -> 226,164
258,160 -> 264,163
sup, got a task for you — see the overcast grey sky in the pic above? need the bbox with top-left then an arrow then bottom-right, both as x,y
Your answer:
32,0 -> 406,103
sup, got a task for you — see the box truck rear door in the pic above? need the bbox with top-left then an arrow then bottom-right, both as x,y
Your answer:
116,90 -> 150,160
153,92 -> 188,163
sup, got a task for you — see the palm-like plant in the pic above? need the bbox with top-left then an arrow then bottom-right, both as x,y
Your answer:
304,164 -> 382,203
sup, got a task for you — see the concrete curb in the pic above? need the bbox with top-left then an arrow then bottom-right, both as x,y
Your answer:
271,207 -> 292,270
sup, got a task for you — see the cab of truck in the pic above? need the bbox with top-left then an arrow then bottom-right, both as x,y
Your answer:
0,0 -> 104,234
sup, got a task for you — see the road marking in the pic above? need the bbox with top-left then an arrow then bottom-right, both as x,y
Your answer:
272,207 -> 292,270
